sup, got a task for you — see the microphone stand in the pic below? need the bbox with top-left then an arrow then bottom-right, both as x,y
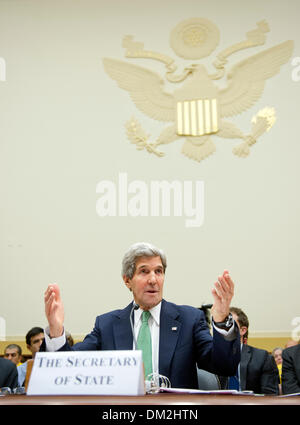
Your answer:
130,302 -> 139,350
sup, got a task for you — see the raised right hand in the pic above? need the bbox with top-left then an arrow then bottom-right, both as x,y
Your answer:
44,283 -> 64,338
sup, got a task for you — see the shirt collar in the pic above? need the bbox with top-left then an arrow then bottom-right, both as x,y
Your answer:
134,301 -> 161,327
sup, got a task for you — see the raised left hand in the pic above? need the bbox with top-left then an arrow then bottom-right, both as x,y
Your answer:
211,270 -> 235,322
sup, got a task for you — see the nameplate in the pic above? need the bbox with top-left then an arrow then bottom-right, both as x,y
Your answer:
26,350 -> 145,396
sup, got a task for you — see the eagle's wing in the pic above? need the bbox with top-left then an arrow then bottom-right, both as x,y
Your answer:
219,40 -> 294,117
102,58 -> 175,122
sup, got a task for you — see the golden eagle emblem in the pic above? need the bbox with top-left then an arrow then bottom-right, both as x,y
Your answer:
103,18 -> 293,162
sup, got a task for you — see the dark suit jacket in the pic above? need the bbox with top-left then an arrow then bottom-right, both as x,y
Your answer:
0,357 -> 18,390
220,344 -> 279,394
239,344 -> 279,394
42,299 -> 240,389
282,344 -> 300,394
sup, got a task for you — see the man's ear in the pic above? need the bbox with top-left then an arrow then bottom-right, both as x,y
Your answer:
240,326 -> 248,337
123,275 -> 132,291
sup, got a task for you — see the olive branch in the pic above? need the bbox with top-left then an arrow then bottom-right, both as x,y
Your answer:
125,117 -> 164,157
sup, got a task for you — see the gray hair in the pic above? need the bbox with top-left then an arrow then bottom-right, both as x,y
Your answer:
122,242 -> 167,279
272,347 -> 283,355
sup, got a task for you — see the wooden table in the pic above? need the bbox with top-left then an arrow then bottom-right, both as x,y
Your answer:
0,393 -> 300,405
1,393 -> 299,422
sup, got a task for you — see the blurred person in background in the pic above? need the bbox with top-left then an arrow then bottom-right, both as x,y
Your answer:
17,327 -> 44,387
3,344 -> 23,366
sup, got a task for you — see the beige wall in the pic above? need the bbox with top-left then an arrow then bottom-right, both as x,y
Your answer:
0,0 -> 299,344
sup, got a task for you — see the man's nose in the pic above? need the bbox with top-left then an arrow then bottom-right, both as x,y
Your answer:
148,271 -> 157,283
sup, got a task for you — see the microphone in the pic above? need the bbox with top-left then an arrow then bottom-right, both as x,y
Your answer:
130,302 -> 139,350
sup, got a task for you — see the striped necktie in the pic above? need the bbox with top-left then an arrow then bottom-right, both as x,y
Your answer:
137,310 -> 152,379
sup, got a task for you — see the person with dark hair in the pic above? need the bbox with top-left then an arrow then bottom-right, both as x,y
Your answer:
4,344 -> 23,366
66,331 -> 74,347
222,307 -> 279,394
42,242 -> 241,389
198,304 -> 213,330
0,357 -> 18,391
17,326 -> 44,387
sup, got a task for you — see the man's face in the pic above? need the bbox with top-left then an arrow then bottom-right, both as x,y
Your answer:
123,256 -> 165,310
231,312 -> 247,344
273,349 -> 283,365
27,332 -> 44,358
4,348 -> 21,365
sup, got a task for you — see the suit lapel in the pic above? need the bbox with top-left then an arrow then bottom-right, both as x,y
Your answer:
112,303 -> 134,350
112,300 -> 182,375
240,344 -> 251,390
158,300 -> 181,377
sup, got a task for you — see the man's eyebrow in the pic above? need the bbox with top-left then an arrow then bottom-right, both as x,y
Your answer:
136,264 -> 164,270
136,264 -> 149,270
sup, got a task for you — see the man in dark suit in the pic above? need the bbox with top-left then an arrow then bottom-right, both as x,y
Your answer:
0,357 -> 18,390
282,343 -> 300,394
43,242 -> 240,389
222,307 -> 279,394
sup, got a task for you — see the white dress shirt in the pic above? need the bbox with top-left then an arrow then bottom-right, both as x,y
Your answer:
44,301 -> 235,364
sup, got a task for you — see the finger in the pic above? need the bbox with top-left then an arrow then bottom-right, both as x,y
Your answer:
44,286 -> 54,303
45,294 -> 53,317
216,277 -> 229,296
44,284 -> 52,296
44,288 -> 59,317
223,270 -> 234,284
44,290 -> 55,307
223,269 -> 231,278
45,291 -> 55,308
213,280 -> 233,306
49,283 -> 60,297
222,273 -> 234,295
212,281 -> 224,299
44,284 -> 60,301
220,273 -> 234,292
211,287 -> 221,302
44,283 -> 56,295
